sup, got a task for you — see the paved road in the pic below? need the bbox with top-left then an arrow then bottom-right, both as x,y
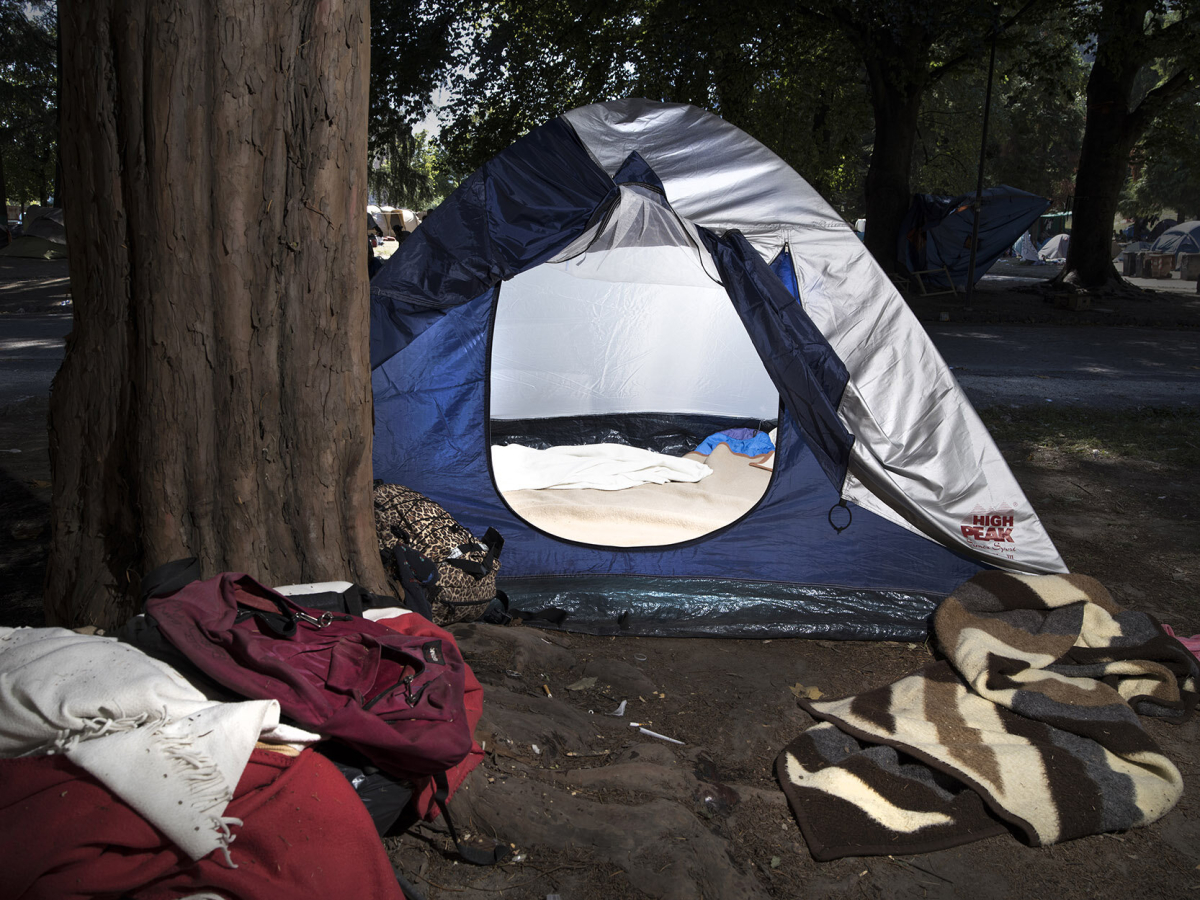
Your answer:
0,315 -> 71,410
1,315 -> 1197,411
926,324 -> 1200,409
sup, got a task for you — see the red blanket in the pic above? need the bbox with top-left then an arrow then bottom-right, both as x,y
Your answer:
0,749 -> 406,900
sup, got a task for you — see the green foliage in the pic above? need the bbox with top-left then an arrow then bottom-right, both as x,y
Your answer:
433,0 -> 1083,229
371,0 -> 1182,246
436,0 -> 873,218
368,0 -> 467,208
1120,85 -> 1200,221
368,130 -> 454,209
913,27 -> 1087,207
0,0 -> 57,208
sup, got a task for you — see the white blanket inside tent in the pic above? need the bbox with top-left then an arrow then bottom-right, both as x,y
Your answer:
492,442 -> 712,491
499,443 -> 772,546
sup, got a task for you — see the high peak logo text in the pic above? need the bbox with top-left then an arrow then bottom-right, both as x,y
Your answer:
960,505 -> 1019,560
961,512 -> 1014,543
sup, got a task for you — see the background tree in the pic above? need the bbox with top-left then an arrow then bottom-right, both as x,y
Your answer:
1119,84 -> 1200,224
0,0 -> 58,212
912,27 -> 1086,210
438,0 -> 1063,274
367,0 -> 463,207
49,0 -> 387,629
368,129 -> 453,209
438,0 -> 872,214
793,0 -> 1061,273
1058,0 -> 1198,287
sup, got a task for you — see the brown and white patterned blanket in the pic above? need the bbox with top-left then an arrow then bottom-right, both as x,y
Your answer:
776,572 -> 1199,860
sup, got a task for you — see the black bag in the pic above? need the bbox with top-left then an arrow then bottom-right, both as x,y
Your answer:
373,482 -> 504,626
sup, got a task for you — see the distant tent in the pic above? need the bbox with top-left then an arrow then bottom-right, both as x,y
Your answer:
0,207 -> 66,259
1012,232 -> 1040,262
1150,221 -> 1200,266
899,186 -> 1049,289
1038,233 -> 1070,262
368,205 -> 419,237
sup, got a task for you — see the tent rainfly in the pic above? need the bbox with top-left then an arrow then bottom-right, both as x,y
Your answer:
369,99 -> 1066,640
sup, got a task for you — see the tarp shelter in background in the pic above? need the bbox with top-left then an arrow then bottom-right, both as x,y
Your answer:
1151,221 -> 1200,267
1038,232 -> 1070,262
899,186 -> 1049,289
0,207 -> 66,259
369,99 -> 1066,641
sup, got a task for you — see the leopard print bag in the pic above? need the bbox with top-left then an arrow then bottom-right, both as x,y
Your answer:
373,482 -> 504,626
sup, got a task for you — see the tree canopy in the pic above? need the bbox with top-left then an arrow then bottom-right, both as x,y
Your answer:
425,0 -> 1082,271
10,0 -> 1198,280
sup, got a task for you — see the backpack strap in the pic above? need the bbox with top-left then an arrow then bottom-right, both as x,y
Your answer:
232,591 -> 299,637
140,557 -> 203,603
442,528 -> 504,580
432,771 -> 510,866
479,527 -> 504,572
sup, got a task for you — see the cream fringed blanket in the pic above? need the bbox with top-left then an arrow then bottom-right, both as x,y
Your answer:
0,627 -> 314,863
499,443 -> 772,546
776,572 -> 1199,860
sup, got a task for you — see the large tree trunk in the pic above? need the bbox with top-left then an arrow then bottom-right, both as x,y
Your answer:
862,70 -> 923,274
1057,0 -> 1196,289
860,32 -> 927,276
1059,0 -> 1151,287
48,0 -> 387,629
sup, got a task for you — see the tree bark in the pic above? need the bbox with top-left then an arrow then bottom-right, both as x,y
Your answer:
48,0 -> 387,629
862,57 -> 924,274
1059,0 -> 1151,287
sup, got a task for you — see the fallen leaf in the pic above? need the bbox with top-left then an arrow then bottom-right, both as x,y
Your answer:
566,677 -> 597,691
770,856 -> 781,869
789,683 -> 824,701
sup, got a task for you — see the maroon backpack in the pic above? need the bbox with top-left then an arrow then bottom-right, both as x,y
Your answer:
145,572 -> 473,778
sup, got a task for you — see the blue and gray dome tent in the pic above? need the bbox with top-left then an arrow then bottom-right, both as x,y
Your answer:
370,99 -> 1066,640
1150,220 -> 1200,266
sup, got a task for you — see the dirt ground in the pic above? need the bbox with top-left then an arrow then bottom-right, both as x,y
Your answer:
2,258 -> 1199,899
387,429 -> 1200,900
